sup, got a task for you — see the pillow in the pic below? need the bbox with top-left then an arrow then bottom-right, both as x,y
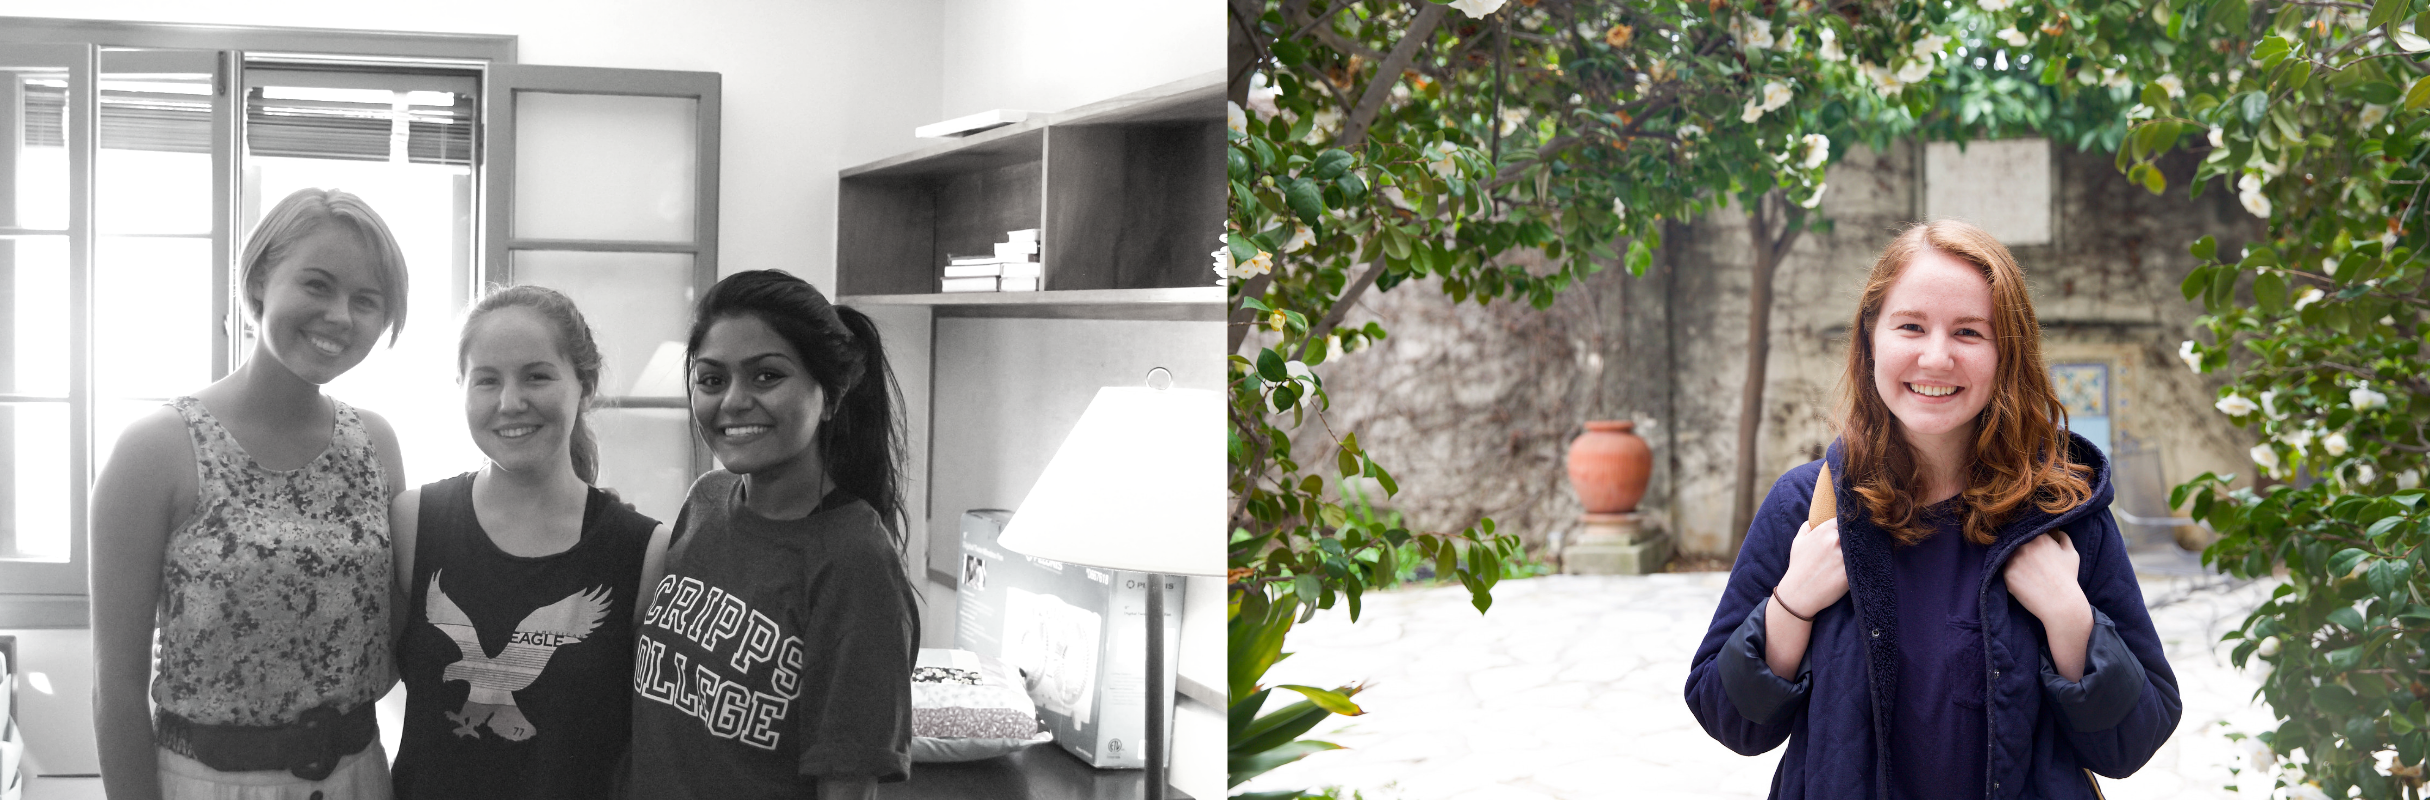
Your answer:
910,648 -> 1048,762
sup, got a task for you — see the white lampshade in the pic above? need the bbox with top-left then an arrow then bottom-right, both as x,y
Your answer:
997,385 -> 1224,577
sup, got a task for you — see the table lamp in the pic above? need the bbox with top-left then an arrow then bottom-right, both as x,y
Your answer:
997,369 -> 1223,800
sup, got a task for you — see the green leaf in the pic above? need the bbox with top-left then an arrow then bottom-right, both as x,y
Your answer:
2329,547 -> 2371,578
1274,684 -> 1365,716
2206,263 -> 2236,309
2135,161 -> 2168,194
1228,740 -> 1343,788
2254,271 -> 2286,311
1284,177 -> 1326,224
1625,237 -> 1653,276
2240,90 -> 2269,123
2181,264 -> 2213,301
2330,605 -> 2367,631
2278,60 -> 2313,94
2349,81 -> 2403,105
2368,559 -> 2409,598
2143,82 -> 2174,110
1311,149 -> 1355,181
2408,75 -> 2430,111
2310,683 -> 2361,717
2191,235 -> 2218,260
1257,348 -> 1289,382
2369,0 -> 2408,30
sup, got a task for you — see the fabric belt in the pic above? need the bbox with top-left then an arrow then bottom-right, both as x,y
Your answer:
154,701 -> 376,781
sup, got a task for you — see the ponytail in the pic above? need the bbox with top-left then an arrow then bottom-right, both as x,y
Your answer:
570,414 -> 600,485
824,305 -> 906,546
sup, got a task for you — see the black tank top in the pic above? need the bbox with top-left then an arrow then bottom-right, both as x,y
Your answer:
392,472 -> 658,800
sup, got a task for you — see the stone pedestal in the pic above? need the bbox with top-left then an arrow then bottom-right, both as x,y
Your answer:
1561,512 -> 1670,575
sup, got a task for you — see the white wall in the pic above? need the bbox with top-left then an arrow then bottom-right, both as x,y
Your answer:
0,0 -> 949,290
939,0 -> 1219,117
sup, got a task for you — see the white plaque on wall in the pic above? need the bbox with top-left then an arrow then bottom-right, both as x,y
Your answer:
1923,138 -> 2052,245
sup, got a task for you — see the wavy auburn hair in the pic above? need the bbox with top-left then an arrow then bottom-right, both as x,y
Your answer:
1838,220 -> 2092,547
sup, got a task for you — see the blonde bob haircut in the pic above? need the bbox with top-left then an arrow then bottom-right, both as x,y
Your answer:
1837,220 -> 2092,547
239,188 -> 410,345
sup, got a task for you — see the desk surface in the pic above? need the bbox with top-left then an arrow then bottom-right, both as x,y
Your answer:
883,745 -> 1191,800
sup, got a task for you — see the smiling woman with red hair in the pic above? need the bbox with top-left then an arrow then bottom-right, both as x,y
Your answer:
1683,220 -> 2181,800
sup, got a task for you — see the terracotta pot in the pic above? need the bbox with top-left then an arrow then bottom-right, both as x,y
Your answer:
1567,421 -> 1652,514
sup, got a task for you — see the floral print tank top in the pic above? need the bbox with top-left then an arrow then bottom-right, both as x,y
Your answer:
154,396 -> 393,726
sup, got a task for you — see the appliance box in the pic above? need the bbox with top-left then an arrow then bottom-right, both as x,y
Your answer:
954,509 -> 1183,769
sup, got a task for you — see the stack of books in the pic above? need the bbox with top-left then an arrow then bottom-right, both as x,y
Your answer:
941,229 -> 1043,293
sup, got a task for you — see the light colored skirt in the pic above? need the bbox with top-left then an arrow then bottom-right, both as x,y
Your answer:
157,742 -> 390,800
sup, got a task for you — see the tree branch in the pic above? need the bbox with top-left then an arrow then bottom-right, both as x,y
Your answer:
1337,4 -> 1450,151
1293,254 -> 1390,362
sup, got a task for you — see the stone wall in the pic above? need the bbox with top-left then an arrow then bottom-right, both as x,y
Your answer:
1302,140 -> 2259,560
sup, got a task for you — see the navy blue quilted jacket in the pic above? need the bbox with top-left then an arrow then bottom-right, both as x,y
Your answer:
1683,433 -> 2180,799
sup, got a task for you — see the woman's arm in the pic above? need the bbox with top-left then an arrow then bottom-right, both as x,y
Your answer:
391,488 -> 422,651
2033,514 -> 2183,777
638,522 -> 673,602
1685,461 -> 1832,755
90,410 -> 196,800
2003,531 -> 2094,680
1763,518 -> 1846,678
813,775 -> 877,800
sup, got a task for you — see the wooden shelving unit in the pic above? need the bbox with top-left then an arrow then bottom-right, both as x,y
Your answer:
837,71 -> 1224,316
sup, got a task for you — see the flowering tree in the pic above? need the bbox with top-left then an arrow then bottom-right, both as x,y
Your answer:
1994,0 -> 2430,793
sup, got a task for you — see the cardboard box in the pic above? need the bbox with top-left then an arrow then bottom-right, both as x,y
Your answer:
954,509 -> 1183,769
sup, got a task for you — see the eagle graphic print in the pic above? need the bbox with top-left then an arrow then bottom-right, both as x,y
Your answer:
425,571 -> 614,741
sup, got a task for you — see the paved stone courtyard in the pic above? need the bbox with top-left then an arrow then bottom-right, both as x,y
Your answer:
1243,571 -> 2284,800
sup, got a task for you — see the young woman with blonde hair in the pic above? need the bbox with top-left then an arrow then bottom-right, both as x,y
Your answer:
1684,220 -> 2180,799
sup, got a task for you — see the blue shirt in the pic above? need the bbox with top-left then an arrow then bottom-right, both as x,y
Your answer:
1889,501 -> 1989,800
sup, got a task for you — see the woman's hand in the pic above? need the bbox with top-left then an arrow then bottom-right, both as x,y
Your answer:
1763,518 -> 1847,679
1778,518 -> 1848,617
2003,531 -> 2094,681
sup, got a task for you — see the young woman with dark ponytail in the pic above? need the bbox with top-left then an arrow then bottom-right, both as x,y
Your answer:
627,269 -> 917,800
388,285 -> 672,799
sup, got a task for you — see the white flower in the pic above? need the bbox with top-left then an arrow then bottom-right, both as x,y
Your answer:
2260,389 -> 2288,420
2397,22 -> 2430,52
2238,173 -> 2264,195
1424,141 -> 1460,179
2216,393 -> 2260,417
1978,0 -> 2013,10
2077,68 -> 2100,86
1284,359 -> 1312,380
1896,59 -> 1933,83
1247,73 -> 1282,117
1447,0 -> 1509,18
2179,340 -> 2203,373
1911,33 -> 1952,61
1996,27 -> 2030,47
1762,81 -> 1793,112
1227,101 -> 1248,136
2260,159 -> 2285,178
2240,186 -> 2274,218
1211,243 -> 1232,283
1241,250 -> 1274,279
1283,221 -> 1315,253
1734,15 -> 1775,50
2125,103 -> 2155,121
2353,386 -> 2389,411
2397,469 -> 2420,490
1862,62 -> 1908,95
2359,104 -> 2391,131
1613,197 -> 1628,221
2322,257 -> 2339,277
2208,126 -> 2224,148
2293,287 -> 2325,310
1307,107 -> 1342,143
2256,636 -> 2281,658
2383,230 -> 2400,250
1799,182 -> 1829,209
1742,96 -> 1766,123
2153,74 -> 2185,98
1800,133 -> 1830,169
2356,463 -> 2378,486
1499,107 -> 1530,136
2280,425 -> 2314,451
2101,67 -> 2130,89
2324,431 -> 2350,456
1678,123 -> 1706,139
1817,27 -> 1846,61
2250,443 -> 2281,472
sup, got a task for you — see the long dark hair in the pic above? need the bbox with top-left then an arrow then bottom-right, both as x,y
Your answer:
459,285 -> 605,484
1837,220 -> 2092,546
687,269 -> 906,545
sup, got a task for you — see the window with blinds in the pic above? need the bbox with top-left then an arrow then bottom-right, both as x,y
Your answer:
18,77 -> 474,163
